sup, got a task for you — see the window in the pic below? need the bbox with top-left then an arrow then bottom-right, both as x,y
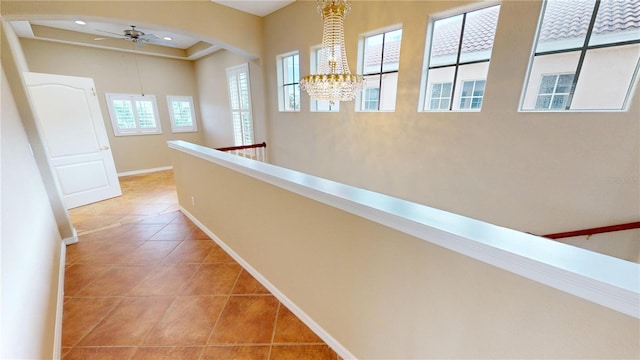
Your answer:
167,96 -> 197,132
277,52 -> 300,112
226,63 -> 254,146
105,93 -> 161,136
429,82 -> 452,110
521,0 -> 640,111
459,80 -> 485,110
363,88 -> 380,110
535,74 -> 575,110
421,5 -> 500,111
359,28 -> 402,111
310,46 -> 339,112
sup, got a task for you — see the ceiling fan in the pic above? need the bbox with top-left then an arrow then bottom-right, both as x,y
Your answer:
94,25 -> 170,47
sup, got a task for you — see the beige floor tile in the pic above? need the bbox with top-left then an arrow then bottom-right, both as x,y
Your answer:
201,345 -> 270,360
79,296 -> 174,346
181,263 -> 242,295
144,295 -> 228,345
269,345 -> 338,360
130,346 -> 204,359
130,263 -> 200,296
208,296 -> 279,345
62,297 -> 120,347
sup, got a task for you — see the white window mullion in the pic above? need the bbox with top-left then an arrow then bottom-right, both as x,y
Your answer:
167,96 -> 197,132
106,93 -> 161,136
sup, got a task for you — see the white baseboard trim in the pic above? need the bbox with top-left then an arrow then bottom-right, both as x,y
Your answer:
63,228 -> 78,245
53,241 -> 66,360
117,166 -> 173,177
179,207 -> 357,360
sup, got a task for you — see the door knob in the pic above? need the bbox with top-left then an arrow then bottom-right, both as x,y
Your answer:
100,146 -> 110,150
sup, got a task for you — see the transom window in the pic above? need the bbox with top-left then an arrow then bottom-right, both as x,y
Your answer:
358,28 -> 402,112
226,63 -> 254,146
167,96 -> 197,133
421,5 -> 500,111
277,52 -> 300,112
521,0 -> 640,111
105,93 -> 161,136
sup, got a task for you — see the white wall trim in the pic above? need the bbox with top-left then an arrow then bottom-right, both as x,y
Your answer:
179,206 -> 358,360
168,140 -> 640,318
117,166 -> 173,177
53,241 -> 66,360
63,227 -> 78,245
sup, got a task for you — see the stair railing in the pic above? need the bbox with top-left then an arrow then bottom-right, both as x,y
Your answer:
216,142 -> 267,162
542,221 -> 640,239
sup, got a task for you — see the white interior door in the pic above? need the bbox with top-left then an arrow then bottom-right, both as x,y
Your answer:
24,72 -> 122,209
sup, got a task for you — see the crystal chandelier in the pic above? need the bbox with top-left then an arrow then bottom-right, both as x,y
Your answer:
300,0 -> 365,102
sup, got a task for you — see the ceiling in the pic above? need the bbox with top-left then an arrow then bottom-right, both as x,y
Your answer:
212,0 -> 295,17
10,1 -> 295,60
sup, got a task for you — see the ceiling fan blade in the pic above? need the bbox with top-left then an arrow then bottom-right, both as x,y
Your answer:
95,29 -> 124,37
139,33 -> 174,47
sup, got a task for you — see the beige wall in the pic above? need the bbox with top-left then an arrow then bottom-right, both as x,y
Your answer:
195,50 -> 268,148
21,38 -> 204,173
262,1 -> 640,239
1,66 -> 64,359
171,147 -> 640,359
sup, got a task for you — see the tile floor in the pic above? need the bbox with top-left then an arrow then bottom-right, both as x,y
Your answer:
64,171 -> 339,359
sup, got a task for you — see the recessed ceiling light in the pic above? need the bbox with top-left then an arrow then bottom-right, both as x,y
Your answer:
74,20 -> 86,25
163,36 -> 173,41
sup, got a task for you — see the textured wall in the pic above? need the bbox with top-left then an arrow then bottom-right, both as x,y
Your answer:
262,1 -> 640,240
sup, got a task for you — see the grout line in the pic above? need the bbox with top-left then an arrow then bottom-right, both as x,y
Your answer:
203,257 -> 243,345
76,222 -> 123,236
68,296 -> 123,348
267,302 -> 281,360
139,294 -> 180,347
205,294 -> 232,346
65,264 -> 117,298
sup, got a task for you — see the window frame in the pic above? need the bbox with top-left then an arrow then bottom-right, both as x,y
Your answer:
419,3 -> 501,112
356,26 -> 403,112
276,51 -> 301,112
226,63 -> 254,146
519,0 -> 640,112
105,93 -> 162,136
167,95 -> 198,133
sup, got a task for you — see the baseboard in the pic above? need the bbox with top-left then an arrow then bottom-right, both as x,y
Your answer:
179,206 -> 356,360
117,166 -> 173,177
53,241 -> 66,360
63,228 -> 78,245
